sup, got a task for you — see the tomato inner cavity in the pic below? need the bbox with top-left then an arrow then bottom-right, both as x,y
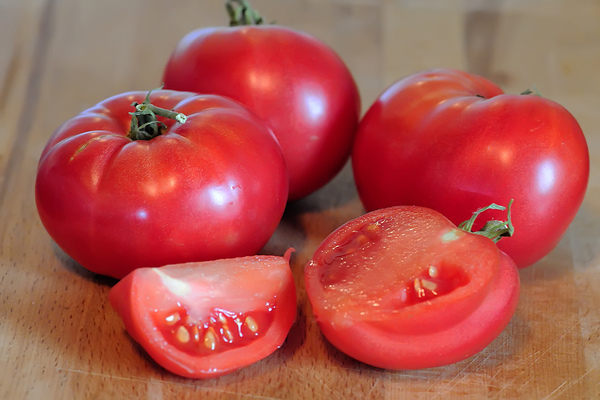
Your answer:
156,305 -> 274,355
382,263 -> 470,308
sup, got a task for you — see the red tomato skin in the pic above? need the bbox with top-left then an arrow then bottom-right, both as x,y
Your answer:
352,68 -> 589,268
35,91 -> 288,279
304,206 -> 520,370
162,25 -> 361,200
109,252 -> 297,378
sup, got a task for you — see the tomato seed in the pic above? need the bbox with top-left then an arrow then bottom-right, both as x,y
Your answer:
222,325 -> 235,343
204,327 -> 218,350
420,279 -> 438,294
364,223 -> 381,238
414,279 -> 425,298
428,265 -> 439,278
190,325 -> 201,342
176,326 -> 190,343
356,235 -> 369,246
245,316 -> 259,333
165,312 -> 181,326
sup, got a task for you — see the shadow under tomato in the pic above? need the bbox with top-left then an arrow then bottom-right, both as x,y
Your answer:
51,241 -> 118,287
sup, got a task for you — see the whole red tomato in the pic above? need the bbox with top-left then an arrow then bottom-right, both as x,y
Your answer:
35,90 -> 288,279
304,205 -> 520,370
162,1 -> 360,200
352,68 -> 589,268
110,249 -> 297,379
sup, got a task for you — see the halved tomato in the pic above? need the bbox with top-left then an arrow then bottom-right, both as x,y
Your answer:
304,206 -> 520,370
109,249 -> 297,378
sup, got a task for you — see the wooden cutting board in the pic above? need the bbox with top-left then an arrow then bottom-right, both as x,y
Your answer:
1,0 -> 599,398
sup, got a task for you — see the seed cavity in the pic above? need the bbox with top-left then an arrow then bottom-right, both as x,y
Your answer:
161,307 -> 270,353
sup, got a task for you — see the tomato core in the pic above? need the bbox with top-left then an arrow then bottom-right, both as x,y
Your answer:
156,305 -> 274,356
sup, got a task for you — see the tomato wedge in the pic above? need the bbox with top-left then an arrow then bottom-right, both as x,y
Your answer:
304,206 -> 520,370
109,250 -> 297,378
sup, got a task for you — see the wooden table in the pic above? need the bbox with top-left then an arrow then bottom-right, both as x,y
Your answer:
2,0 -> 599,398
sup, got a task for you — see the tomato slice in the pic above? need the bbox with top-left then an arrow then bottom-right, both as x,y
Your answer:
109,250 -> 297,378
304,207 -> 520,370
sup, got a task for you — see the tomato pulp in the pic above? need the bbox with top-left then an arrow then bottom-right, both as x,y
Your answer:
35,90 -> 288,279
304,206 -> 520,370
109,250 -> 297,378
352,68 -> 589,268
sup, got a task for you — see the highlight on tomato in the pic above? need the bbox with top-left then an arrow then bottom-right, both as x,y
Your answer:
162,0 -> 360,200
35,89 -> 288,279
304,203 -> 520,370
352,68 -> 589,268
109,249 -> 297,379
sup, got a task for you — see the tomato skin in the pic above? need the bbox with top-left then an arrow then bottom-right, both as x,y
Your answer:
35,90 -> 288,279
162,25 -> 360,200
304,206 -> 520,370
352,68 -> 589,268
109,251 -> 297,379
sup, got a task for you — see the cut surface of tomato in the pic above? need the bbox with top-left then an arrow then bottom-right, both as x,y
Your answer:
109,250 -> 297,378
304,207 -> 520,370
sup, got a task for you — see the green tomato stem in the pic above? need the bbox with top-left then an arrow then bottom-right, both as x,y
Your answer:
128,89 -> 187,141
226,0 -> 264,26
520,85 -> 542,96
458,199 -> 515,243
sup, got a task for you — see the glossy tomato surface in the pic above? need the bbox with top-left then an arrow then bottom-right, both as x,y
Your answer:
352,68 -> 589,268
162,24 -> 360,200
35,90 -> 288,279
109,250 -> 297,378
304,206 -> 520,370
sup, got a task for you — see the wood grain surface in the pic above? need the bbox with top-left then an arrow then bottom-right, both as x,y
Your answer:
1,0 -> 599,399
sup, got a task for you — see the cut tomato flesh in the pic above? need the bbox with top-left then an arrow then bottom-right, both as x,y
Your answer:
304,206 -> 519,369
309,209 -> 497,328
109,252 -> 297,379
